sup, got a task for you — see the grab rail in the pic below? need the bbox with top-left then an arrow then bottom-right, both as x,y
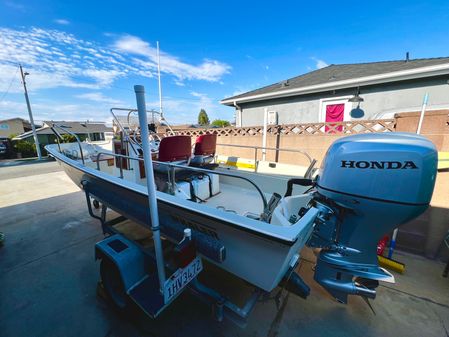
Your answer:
51,124 -> 86,165
110,108 -> 141,156
215,143 -> 316,178
95,151 -> 268,210
109,107 -> 175,156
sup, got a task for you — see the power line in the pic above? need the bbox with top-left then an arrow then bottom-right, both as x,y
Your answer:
0,66 -> 19,103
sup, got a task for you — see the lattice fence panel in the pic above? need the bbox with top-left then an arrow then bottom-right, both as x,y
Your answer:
170,119 -> 396,137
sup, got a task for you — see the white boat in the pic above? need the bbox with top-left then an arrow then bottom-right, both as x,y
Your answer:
46,133 -> 317,292
46,87 -> 438,324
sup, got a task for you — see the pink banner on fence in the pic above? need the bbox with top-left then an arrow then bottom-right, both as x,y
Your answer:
325,103 -> 344,133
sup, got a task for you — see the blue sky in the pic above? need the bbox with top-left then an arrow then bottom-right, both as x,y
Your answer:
1,0 -> 449,124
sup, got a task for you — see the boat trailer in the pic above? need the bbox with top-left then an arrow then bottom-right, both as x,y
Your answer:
82,164 -> 273,327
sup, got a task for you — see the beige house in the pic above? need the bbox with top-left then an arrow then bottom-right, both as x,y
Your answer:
13,120 -> 113,155
0,118 -> 32,139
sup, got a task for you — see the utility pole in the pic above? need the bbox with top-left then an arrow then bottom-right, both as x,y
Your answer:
19,64 -> 42,160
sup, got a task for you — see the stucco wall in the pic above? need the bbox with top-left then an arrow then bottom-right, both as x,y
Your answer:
0,119 -> 25,138
237,76 -> 449,126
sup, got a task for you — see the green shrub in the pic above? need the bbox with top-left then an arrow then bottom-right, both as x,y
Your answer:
211,119 -> 231,128
61,134 -> 77,143
14,140 -> 37,157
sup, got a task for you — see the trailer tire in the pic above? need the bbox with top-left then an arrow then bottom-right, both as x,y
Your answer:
100,258 -> 129,312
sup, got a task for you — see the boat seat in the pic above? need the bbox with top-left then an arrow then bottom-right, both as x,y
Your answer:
190,134 -> 217,167
154,135 -> 192,173
157,135 -> 192,162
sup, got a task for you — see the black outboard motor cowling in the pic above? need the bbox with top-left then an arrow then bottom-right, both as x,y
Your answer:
308,132 -> 437,303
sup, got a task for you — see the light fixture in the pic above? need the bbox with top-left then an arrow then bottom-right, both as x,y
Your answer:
348,87 -> 364,103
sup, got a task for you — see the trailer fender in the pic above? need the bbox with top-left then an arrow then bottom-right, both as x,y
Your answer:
95,234 -> 147,293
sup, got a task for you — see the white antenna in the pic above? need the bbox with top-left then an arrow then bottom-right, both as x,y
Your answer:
156,41 -> 174,135
157,41 -> 163,119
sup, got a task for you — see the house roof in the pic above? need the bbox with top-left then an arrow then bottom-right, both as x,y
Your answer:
221,57 -> 449,105
14,121 -> 112,140
0,117 -> 27,123
42,121 -> 111,133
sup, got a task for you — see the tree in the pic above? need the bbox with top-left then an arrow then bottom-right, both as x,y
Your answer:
211,119 -> 230,128
197,109 -> 210,125
13,140 -> 36,158
61,134 -> 76,143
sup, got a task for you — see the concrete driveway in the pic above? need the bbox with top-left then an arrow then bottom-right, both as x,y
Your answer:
1,162 -> 448,337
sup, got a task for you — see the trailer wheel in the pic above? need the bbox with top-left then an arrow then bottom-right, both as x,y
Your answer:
92,199 -> 100,209
100,258 -> 128,312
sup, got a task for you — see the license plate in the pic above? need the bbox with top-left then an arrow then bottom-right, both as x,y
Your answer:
163,256 -> 203,303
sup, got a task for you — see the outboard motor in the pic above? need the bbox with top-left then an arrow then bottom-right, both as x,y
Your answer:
308,132 -> 437,303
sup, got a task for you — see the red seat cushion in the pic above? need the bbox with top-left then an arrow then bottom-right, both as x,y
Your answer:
158,135 -> 192,162
194,134 -> 217,156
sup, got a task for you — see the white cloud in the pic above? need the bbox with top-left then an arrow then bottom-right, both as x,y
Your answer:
75,92 -> 123,105
0,93 -> 231,125
0,98 -> 115,123
190,91 -> 208,99
54,19 -> 70,25
0,64 -> 22,94
190,91 -> 215,111
82,69 -> 124,86
0,100 -> 27,119
0,27 -> 232,124
0,27 -> 136,91
113,35 -> 231,82
311,57 -> 329,69
0,27 -> 231,94
139,91 -> 227,125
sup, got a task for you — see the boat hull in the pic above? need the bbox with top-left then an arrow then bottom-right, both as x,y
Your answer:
51,147 -> 315,292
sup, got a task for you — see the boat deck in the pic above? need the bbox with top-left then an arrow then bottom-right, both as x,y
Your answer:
205,183 -> 266,217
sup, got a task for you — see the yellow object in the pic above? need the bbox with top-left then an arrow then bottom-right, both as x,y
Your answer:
216,156 -> 256,170
378,255 -> 406,274
438,152 -> 449,170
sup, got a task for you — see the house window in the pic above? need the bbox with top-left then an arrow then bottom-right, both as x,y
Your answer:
90,133 -> 105,141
